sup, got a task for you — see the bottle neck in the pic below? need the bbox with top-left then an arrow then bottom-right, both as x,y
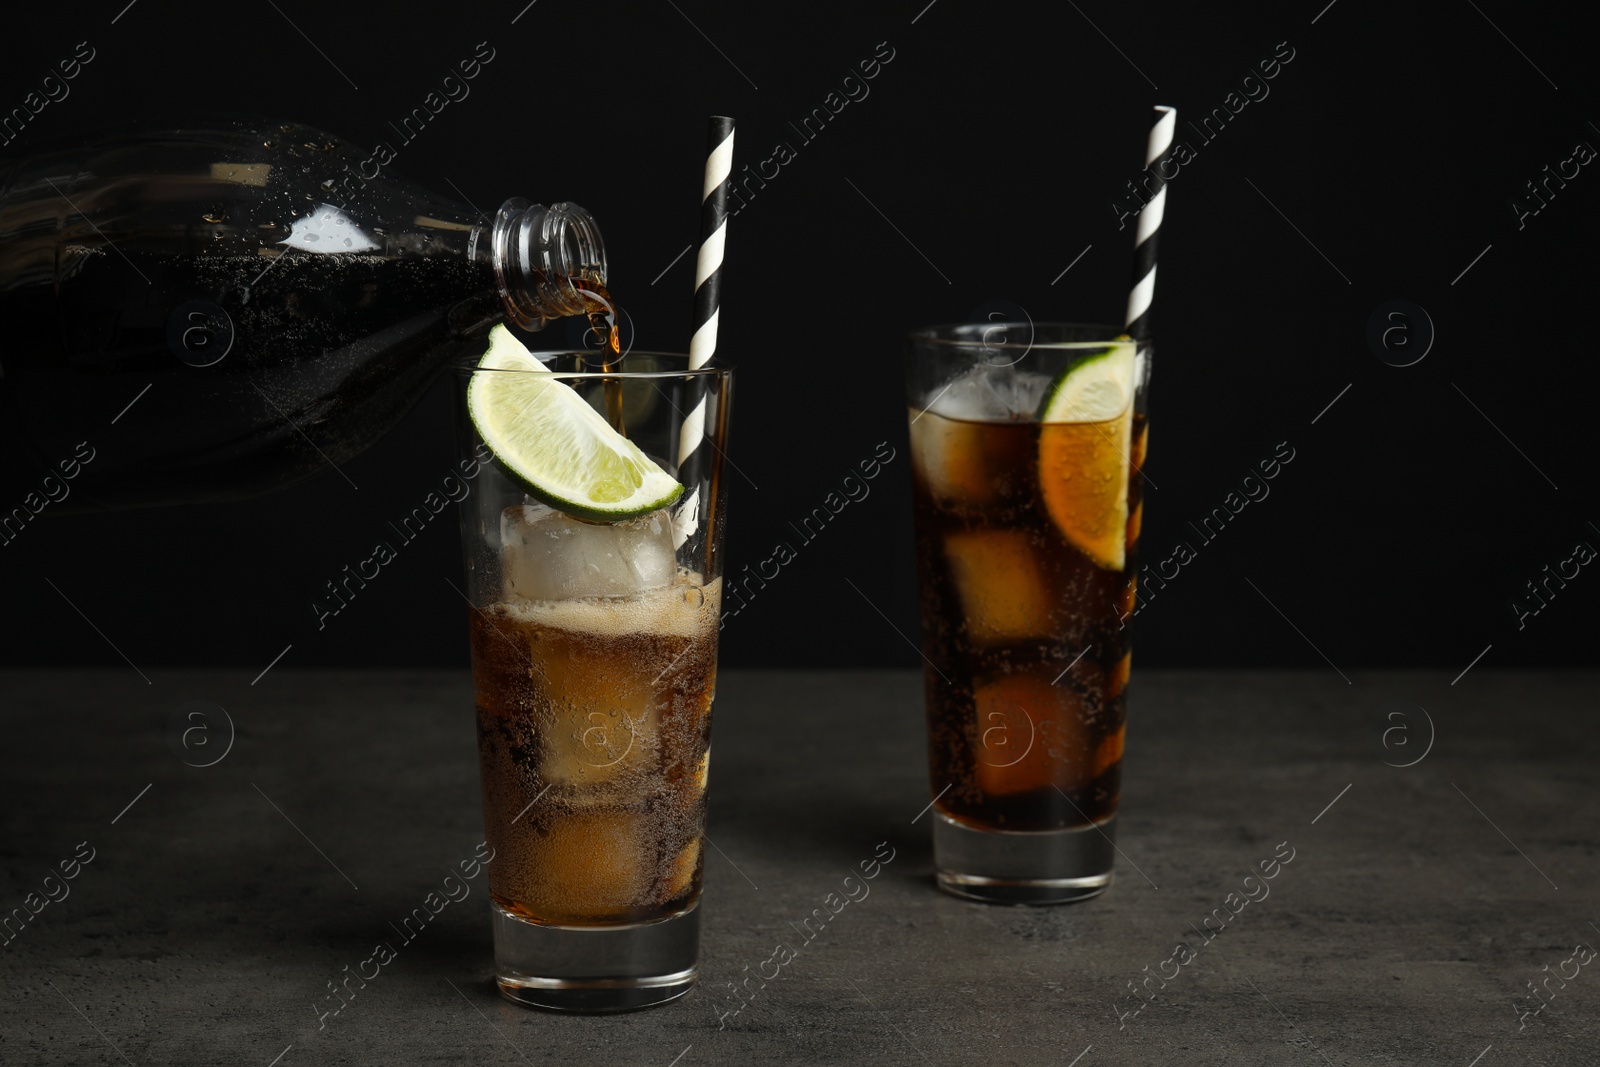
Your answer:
483,198 -> 608,330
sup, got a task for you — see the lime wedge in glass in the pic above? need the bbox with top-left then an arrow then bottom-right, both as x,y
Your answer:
1036,340 -> 1136,570
468,324 -> 683,521
1036,339 -> 1135,424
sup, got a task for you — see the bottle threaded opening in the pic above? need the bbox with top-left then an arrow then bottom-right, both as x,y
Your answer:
491,199 -> 608,330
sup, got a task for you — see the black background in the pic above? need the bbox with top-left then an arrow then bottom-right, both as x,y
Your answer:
2,0 -> 1595,674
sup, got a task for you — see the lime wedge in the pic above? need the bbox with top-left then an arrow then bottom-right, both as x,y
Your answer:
1036,340 -> 1136,570
1036,340 -> 1135,424
468,324 -> 683,521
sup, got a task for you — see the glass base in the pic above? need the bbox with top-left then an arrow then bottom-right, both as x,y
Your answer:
932,811 -> 1116,905
491,900 -> 700,1012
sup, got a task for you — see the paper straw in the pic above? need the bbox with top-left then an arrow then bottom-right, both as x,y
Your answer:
668,116 -> 734,552
677,115 -> 735,469
1124,105 -> 1176,341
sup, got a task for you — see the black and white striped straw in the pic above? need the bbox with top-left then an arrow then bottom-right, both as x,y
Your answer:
1124,105 -> 1177,341
677,115 -> 735,469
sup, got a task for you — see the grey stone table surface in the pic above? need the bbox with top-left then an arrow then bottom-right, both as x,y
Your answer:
0,668 -> 1595,1066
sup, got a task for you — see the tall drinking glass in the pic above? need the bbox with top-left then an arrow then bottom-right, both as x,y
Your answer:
455,351 -> 732,1010
905,324 -> 1149,904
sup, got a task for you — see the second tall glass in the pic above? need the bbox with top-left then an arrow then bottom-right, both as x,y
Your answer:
906,324 -> 1149,904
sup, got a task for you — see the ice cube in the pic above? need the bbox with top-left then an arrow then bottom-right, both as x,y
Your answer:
927,366 -> 1009,421
913,367 -> 1051,506
997,370 -> 1052,415
527,625 -> 659,791
972,672 -> 1102,796
519,809 -> 650,920
943,529 -> 1055,644
911,411 -> 1026,507
925,365 -> 1052,421
501,503 -> 678,601
541,700 -> 657,794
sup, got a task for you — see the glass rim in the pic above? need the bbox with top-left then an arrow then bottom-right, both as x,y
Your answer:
908,322 -> 1145,351
452,350 -> 733,379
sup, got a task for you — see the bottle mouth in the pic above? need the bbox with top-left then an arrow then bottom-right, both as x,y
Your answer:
492,199 -> 608,329
544,202 -> 607,291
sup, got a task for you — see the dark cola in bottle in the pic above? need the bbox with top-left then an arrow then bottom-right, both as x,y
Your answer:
0,118 -> 610,512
